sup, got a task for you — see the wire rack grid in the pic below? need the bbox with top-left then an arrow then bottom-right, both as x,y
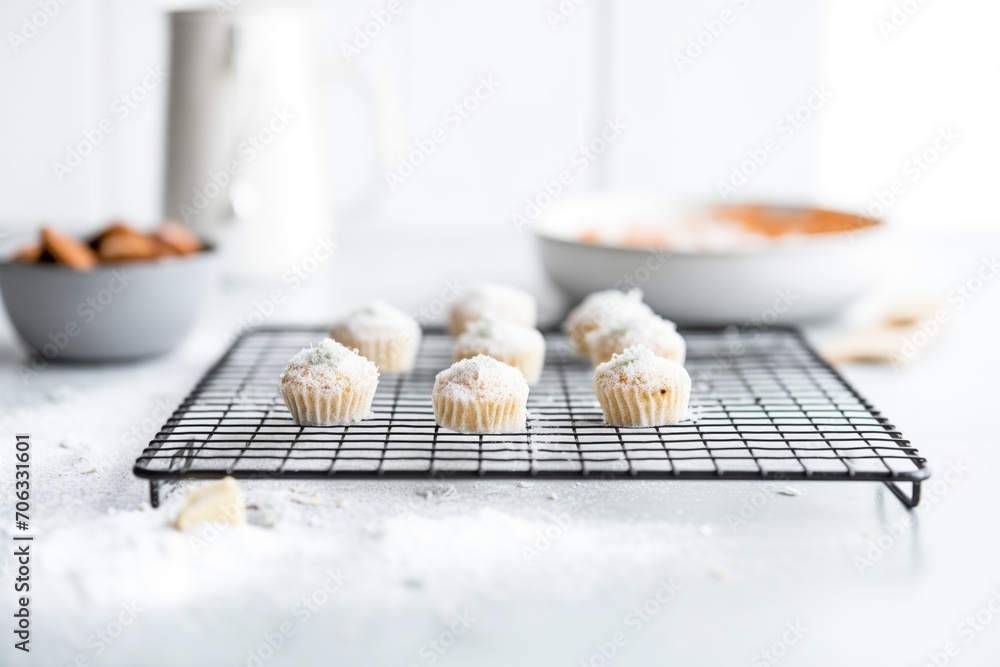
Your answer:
133,327 -> 929,508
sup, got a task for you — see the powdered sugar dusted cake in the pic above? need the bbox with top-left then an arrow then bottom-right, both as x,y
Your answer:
563,288 -> 654,354
448,284 -> 536,335
330,300 -> 421,372
432,355 -> 529,433
593,344 -> 690,427
585,314 -> 685,366
453,316 -> 545,385
279,338 -> 379,426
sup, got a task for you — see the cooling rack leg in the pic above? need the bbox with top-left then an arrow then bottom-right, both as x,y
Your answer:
884,480 -> 921,509
149,480 -> 161,508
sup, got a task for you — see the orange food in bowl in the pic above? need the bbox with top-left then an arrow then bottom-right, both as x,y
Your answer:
155,221 -> 203,255
12,243 -> 42,263
573,204 -> 880,252
97,229 -> 164,262
11,221 -> 204,270
713,205 -> 878,237
41,227 -> 99,271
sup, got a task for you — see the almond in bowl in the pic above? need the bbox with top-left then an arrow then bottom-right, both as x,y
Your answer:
14,221 -> 204,269
0,221 -> 214,361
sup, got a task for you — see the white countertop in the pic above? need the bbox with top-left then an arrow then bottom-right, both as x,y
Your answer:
1,227 -> 999,666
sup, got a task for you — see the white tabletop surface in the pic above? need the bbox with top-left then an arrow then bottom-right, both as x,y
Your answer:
1,227 -> 998,666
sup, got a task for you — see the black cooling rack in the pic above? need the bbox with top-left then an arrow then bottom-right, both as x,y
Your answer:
133,327 -> 929,508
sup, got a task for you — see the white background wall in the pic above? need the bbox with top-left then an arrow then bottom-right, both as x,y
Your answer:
0,0 -> 997,235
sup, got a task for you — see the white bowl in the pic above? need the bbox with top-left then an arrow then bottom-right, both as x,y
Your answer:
535,196 -> 885,325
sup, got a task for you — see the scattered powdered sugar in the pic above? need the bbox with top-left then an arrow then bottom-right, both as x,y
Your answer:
564,288 -> 654,332
600,343 -> 653,367
47,384 -> 79,402
32,494 -> 696,627
59,433 -> 92,452
331,300 -> 420,341
290,338 -> 358,366
451,284 -> 536,326
586,314 -> 685,359
454,316 -> 544,357
584,287 -> 645,307
594,344 -> 690,390
587,313 -> 677,343
281,338 -> 379,389
434,355 -> 529,402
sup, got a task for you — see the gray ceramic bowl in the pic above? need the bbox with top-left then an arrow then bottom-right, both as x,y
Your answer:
0,251 -> 216,361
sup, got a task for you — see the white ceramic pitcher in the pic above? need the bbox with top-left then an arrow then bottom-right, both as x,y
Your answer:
163,4 -> 382,282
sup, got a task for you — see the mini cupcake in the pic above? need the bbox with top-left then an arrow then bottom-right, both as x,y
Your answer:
453,316 -> 546,385
448,284 -> 536,335
563,289 -> 653,354
594,344 -> 690,427
585,315 -> 686,366
432,355 -> 529,433
279,338 -> 379,426
330,301 -> 421,372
